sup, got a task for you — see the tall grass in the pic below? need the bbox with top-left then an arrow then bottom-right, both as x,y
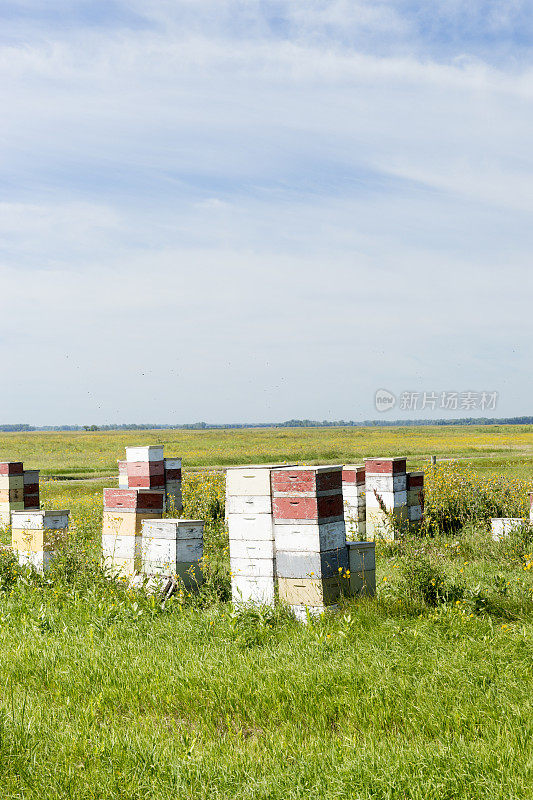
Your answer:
0,449 -> 531,796
423,461 -> 532,534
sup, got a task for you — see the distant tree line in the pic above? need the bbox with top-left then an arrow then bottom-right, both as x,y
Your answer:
1,417 -> 533,432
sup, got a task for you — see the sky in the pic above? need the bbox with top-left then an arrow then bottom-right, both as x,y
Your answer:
0,0 -> 532,425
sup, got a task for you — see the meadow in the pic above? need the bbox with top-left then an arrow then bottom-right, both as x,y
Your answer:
2,423 -> 533,477
0,426 -> 532,798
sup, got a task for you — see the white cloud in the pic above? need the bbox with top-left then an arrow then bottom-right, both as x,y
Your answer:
0,3 -> 531,422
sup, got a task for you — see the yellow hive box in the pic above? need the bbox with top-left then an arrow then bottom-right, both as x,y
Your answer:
278,575 -> 347,606
12,527 -> 69,553
102,510 -> 161,537
0,488 -> 24,503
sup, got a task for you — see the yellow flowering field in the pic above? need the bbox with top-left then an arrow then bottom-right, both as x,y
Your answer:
423,461 -> 533,533
0,423 -> 533,477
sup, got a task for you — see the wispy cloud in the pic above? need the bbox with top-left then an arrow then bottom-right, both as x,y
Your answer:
0,1 -> 531,423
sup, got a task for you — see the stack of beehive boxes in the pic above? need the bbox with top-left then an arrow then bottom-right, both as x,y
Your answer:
342,464 -> 366,539
226,465 -> 280,606
125,445 -> 165,490
365,457 -> 407,541
0,462 -> 25,525
12,510 -> 69,572
406,471 -> 424,529
116,447 -> 182,512
163,458 -> 182,512
141,518 -> 203,587
23,470 -> 40,510
102,487 -> 164,577
271,466 -> 348,620
346,541 -> 376,596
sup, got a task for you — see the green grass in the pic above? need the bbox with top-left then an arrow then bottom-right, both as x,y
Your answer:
0,582 -> 532,799
0,431 -> 532,797
1,423 -> 533,477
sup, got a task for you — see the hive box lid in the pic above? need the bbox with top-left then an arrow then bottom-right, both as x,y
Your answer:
12,509 -> 69,517
364,457 -> 407,475
271,465 -> 343,473
346,541 -> 375,550
143,518 -> 204,526
225,463 -> 296,470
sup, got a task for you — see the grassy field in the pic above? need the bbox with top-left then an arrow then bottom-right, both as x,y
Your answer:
1,423 -> 533,477
0,427 -> 532,798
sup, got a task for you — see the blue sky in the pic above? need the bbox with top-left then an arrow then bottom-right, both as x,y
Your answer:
0,1 -> 532,424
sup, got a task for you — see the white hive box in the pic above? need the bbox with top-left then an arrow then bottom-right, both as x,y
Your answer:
142,538 -> 203,563
365,507 -> 406,542
230,558 -> 275,578
18,551 -> 56,572
12,510 -> 69,531
366,490 -> 407,509
273,521 -> 345,553
229,539 -> 275,560
226,495 -> 272,515
342,485 -> 366,500
102,534 -> 142,561
365,474 -> 407,493
231,575 -> 275,606
226,513 -> 274,541
125,445 -> 165,463
141,519 -> 204,584
343,498 -> 366,540
365,458 -> 408,542
142,519 -> 204,540
490,518 -> 525,541
106,558 -> 138,578
226,464 -> 294,497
